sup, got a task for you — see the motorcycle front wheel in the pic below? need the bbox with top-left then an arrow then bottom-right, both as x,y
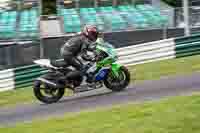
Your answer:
33,80 -> 65,104
104,66 -> 130,92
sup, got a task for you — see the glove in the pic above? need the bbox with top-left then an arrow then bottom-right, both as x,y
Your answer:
81,50 -> 97,62
81,53 -> 92,61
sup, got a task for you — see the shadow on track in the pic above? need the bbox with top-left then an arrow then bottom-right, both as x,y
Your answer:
38,86 -> 134,106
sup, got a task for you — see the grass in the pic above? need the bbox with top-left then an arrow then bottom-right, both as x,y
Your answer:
1,93 -> 200,132
0,87 -> 73,108
131,54 -> 200,82
0,87 -> 35,108
1,54 -> 200,107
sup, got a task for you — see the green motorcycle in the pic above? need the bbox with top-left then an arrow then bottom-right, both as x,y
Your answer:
33,38 -> 130,104
89,38 -> 130,91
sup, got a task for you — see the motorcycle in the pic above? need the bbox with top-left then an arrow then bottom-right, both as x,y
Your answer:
33,39 -> 130,104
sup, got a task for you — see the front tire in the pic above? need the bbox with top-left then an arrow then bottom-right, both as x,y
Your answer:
104,66 -> 130,92
33,80 -> 65,104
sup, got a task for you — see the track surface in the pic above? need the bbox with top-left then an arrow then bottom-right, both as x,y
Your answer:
1,72 -> 200,126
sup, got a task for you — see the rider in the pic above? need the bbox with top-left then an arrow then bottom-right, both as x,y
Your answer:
60,25 -> 100,74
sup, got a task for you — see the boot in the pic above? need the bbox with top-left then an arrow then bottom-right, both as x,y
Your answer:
86,72 -> 95,83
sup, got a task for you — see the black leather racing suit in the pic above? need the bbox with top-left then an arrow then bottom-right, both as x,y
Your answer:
60,34 -> 93,71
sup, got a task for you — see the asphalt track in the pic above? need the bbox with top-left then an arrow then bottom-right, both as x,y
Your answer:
1,72 -> 200,126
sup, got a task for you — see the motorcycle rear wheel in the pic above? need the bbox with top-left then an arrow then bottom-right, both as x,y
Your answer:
33,80 -> 65,104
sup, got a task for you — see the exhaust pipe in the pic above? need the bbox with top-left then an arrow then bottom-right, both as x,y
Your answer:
37,77 -> 58,88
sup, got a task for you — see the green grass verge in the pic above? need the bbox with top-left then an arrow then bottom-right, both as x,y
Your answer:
131,54 -> 200,82
1,93 -> 200,132
0,87 -> 34,108
0,87 -> 73,108
1,54 -> 200,107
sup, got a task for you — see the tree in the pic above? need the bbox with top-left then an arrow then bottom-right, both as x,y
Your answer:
162,0 -> 182,7
42,0 -> 56,15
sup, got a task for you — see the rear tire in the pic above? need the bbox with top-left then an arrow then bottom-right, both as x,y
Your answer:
104,66 -> 130,92
33,80 -> 65,104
